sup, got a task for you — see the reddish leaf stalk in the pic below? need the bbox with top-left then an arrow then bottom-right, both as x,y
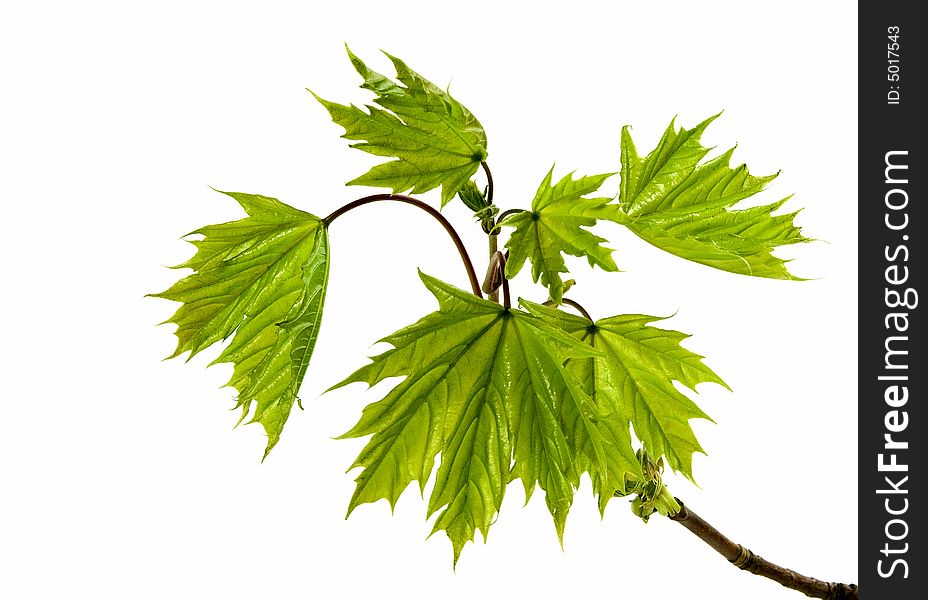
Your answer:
560,298 -> 594,322
323,194 -> 483,298
481,161 -> 494,205
494,208 -> 524,227
499,252 -> 511,310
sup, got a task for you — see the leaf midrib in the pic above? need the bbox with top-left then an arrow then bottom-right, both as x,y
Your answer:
511,318 -> 574,491
435,315 -> 510,520
378,87 -> 484,157
359,101 -> 481,161
355,311 -> 506,498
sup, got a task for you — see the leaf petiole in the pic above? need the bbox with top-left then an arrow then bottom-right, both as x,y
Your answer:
493,208 -> 525,232
560,298 -> 594,322
323,194 -> 483,298
481,161 -> 494,205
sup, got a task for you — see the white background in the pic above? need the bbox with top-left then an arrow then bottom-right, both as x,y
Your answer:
0,1 -> 857,598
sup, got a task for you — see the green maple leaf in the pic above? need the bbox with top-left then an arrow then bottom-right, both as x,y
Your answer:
522,300 -> 727,482
613,114 -> 809,278
312,47 -> 488,207
331,272 -> 605,562
503,167 -> 619,304
152,191 -> 330,458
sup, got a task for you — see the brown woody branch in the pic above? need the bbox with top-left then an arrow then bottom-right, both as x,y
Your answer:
669,499 -> 858,599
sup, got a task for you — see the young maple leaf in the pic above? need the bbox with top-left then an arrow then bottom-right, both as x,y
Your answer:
613,114 -> 810,278
523,300 -> 728,483
152,191 -> 330,458
331,272 -> 608,562
503,167 -> 619,304
311,47 -> 488,207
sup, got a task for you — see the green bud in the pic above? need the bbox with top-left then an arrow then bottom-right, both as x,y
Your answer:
457,180 -> 488,212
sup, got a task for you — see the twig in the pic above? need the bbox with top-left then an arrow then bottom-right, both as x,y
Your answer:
669,499 -> 858,599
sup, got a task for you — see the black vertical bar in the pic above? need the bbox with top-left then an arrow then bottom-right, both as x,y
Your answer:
860,4 -> 923,597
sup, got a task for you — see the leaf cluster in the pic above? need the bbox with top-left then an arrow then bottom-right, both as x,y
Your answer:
154,48 -> 809,561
